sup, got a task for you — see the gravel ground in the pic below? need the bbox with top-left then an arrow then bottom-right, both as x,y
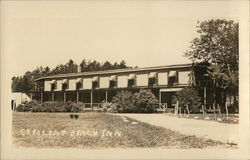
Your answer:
117,113 -> 239,145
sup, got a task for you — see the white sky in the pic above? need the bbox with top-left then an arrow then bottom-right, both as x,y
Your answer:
1,1 -> 241,77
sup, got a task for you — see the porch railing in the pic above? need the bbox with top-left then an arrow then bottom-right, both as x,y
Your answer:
78,103 -> 104,110
79,102 -> 170,111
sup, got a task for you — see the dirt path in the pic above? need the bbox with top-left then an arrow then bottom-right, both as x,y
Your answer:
117,113 -> 239,144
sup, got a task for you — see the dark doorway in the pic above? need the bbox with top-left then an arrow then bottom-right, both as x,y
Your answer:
161,92 -> 176,108
11,100 -> 16,110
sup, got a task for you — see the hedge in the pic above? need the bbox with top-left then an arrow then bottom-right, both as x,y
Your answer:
16,101 -> 83,112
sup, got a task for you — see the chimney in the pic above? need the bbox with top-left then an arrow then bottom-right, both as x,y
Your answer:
77,65 -> 81,73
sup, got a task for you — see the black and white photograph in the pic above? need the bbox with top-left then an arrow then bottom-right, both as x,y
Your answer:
1,0 -> 249,159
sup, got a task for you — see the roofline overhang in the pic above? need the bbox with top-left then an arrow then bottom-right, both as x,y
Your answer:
34,63 -> 193,82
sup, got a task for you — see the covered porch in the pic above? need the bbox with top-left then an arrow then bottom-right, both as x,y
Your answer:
30,87 -> 183,112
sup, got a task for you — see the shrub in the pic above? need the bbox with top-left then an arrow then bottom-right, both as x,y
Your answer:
111,89 -> 158,113
172,87 -> 202,113
74,114 -> 79,119
132,89 -> 158,113
64,101 -> 81,112
16,100 -> 39,112
101,102 -> 119,113
111,90 -> 134,113
15,101 -> 82,112
107,103 -> 118,113
101,102 -> 110,112
16,104 -> 28,112
69,114 -> 74,119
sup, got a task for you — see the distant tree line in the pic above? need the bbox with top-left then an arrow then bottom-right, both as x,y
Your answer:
12,59 -> 131,92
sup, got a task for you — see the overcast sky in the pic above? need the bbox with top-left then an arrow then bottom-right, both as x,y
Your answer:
1,1 -> 241,77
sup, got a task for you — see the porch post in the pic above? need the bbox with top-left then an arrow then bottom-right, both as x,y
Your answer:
159,89 -> 161,108
64,92 -> 66,102
105,91 -> 108,102
221,89 -> 224,107
34,83 -> 37,92
41,92 -> 43,102
98,92 -> 100,103
52,92 -> 54,101
91,91 -> 93,110
204,86 -> 206,108
76,92 -> 79,103
213,79 -> 216,106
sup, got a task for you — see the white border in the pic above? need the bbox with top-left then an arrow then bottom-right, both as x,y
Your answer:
1,1 -> 249,159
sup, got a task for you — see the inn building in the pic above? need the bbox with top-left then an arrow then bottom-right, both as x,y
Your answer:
33,63 -> 225,110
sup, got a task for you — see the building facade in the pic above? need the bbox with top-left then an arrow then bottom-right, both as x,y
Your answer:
33,63 -> 225,111
11,92 -> 31,110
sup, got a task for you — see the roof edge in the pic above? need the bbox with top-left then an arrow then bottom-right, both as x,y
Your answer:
35,63 -> 193,81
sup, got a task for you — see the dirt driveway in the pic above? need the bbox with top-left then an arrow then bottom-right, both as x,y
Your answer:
117,113 -> 239,144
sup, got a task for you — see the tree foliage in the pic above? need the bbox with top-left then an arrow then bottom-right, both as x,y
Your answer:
49,59 -> 77,75
172,87 -> 202,113
184,19 -> 239,108
12,59 -> 131,92
12,66 -> 51,92
80,59 -> 128,72
185,19 -> 238,89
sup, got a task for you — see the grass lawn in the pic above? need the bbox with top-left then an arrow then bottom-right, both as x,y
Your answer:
12,112 -> 229,149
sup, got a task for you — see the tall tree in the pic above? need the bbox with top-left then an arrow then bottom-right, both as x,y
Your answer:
80,59 -> 87,72
185,19 -> 239,107
23,71 -> 34,92
119,60 -> 127,69
102,61 -> 112,70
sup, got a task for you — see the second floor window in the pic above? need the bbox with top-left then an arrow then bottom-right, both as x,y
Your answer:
109,75 -> 117,88
168,71 -> 177,86
51,83 -> 57,91
92,77 -> 99,89
92,81 -> 98,89
148,78 -> 156,86
50,80 -> 57,91
62,83 -> 68,91
76,82 -> 82,90
148,72 -> 157,86
109,80 -> 117,88
168,77 -> 176,86
128,79 -> 135,87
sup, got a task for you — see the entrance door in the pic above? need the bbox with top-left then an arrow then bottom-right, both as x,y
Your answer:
161,92 -> 176,108
11,100 -> 16,110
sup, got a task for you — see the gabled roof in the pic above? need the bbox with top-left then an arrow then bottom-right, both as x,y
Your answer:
35,63 -> 193,81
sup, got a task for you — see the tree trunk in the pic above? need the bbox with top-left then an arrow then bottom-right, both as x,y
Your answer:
213,103 -> 216,120
186,104 -> 190,115
225,102 -> 229,120
217,104 -> 221,115
233,93 -> 238,113
201,105 -> 205,115
175,101 -> 179,115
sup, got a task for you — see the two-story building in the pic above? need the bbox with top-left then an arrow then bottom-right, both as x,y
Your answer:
33,63 -> 193,109
33,63 -> 225,111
